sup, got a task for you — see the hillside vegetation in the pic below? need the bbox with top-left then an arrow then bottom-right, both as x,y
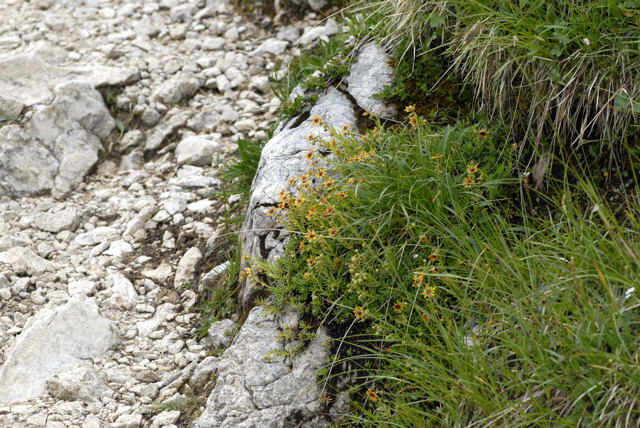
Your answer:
227,0 -> 640,425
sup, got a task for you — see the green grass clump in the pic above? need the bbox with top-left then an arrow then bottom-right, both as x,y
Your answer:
256,110 -> 640,425
223,137 -> 265,198
271,34 -> 353,118
360,0 -> 640,149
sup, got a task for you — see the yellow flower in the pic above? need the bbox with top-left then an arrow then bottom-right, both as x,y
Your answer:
305,150 -> 314,159
404,105 -> 416,113
265,208 -> 276,216
347,177 -> 356,184
307,134 -> 316,141
340,124 -> 351,133
307,256 -> 317,266
428,266 -> 440,274
413,273 -> 426,287
393,302 -> 404,313
362,110 -> 370,117
422,286 -> 436,298
463,176 -> 476,187
328,227 -> 338,237
478,129 -> 489,138
466,162 -> 479,174
305,230 -> 319,241
420,313 -> 430,321
303,272 -> 312,280
336,191 -> 347,199
299,241 -> 306,252
310,115 -> 322,126
365,389 -> 379,402
306,207 -> 317,219
315,168 -> 327,178
286,176 -> 297,186
409,114 -> 417,127
353,306 -> 366,320
431,154 -> 443,160
239,267 -> 253,280
428,252 -> 438,263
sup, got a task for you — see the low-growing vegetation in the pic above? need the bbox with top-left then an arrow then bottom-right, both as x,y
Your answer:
208,0 -> 640,425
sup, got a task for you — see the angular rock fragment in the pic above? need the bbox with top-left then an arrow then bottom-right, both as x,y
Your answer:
0,295 -> 119,404
346,43 -> 396,118
0,246 -> 50,276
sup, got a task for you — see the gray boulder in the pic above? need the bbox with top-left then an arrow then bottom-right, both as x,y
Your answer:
193,306 -> 331,428
0,48 -> 138,197
346,42 -> 396,118
0,295 -> 120,404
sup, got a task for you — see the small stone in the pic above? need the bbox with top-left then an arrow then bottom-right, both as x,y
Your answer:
152,73 -> 201,104
174,247 -> 202,287
175,135 -> 221,166
207,319 -> 235,349
202,37 -> 225,50
235,118 -> 256,132
0,247 -> 50,276
34,207 -> 79,233
251,39 -> 289,56
68,280 -> 97,296
186,199 -> 214,213
151,410 -> 181,428
113,413 -> 142,428
72,227 -> 119,247
163,198 -> 188,215
82,414 -> 101,428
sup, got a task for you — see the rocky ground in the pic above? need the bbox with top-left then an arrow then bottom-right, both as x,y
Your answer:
0,0 -> 339,426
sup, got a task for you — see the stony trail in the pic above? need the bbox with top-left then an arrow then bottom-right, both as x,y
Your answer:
0,0 -> 337,426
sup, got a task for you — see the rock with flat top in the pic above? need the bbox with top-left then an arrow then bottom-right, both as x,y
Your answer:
0,295 -> 119,404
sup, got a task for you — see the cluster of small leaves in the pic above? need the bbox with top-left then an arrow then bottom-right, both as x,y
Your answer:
272,34 -> 353,119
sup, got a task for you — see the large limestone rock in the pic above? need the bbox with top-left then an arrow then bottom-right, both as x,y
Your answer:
0,48 -> 138,120
0,47 -> 139,197
193,306 -> 331,428
239,87 -> 357,306
0,295 -> 120,404
346,42 -> 396,118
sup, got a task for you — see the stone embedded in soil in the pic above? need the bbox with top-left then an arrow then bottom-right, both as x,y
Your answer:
175,135 -> 221,166
46,366 -> 111,402
0,246 -> 50,276
0,295 -> 119,404
346,42 -> 397,118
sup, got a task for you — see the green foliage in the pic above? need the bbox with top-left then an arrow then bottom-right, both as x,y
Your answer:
223,137 -> 266,198
263,114 -> 517,331
257,109 -> 640,425
271,34 -> 352,118
194,240 -> 242,339
376,49 -> 473,123
359,0 -> 640,148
